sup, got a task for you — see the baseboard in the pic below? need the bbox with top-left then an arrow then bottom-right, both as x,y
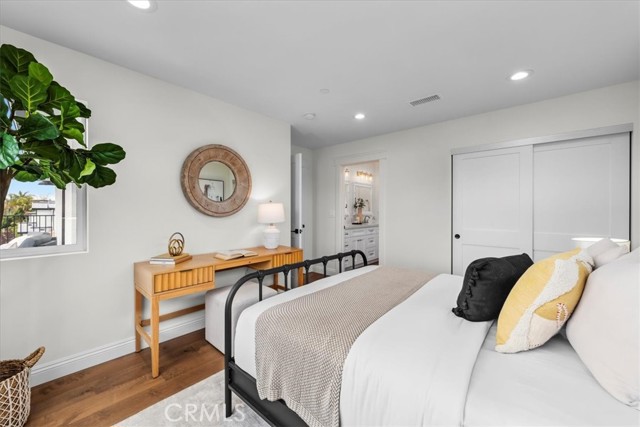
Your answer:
30,313 -> 205,387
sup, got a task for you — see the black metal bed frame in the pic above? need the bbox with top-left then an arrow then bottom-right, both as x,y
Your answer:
224,249 -> 368,426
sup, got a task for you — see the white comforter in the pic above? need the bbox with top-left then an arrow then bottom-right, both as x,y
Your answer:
235,267 -> 492,426
234,267 -> 638,426
340,273 -> 492,426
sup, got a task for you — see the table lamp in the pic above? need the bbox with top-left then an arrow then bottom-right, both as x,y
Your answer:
258,202 -> 285,249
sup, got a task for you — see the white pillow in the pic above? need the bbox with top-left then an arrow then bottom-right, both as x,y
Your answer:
585,237 -> 619,258
593,245 -> 629,268
585,238 -> 630,268
566,248 -> 639,409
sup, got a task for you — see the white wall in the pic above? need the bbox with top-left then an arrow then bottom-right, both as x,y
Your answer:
313,81 -> 639,273
0,27 -> 291,374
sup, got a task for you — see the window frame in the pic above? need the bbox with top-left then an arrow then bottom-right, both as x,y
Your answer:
0,115 -> 90,261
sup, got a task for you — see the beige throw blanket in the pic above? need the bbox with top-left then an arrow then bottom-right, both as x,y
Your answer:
255,266 -> 436,427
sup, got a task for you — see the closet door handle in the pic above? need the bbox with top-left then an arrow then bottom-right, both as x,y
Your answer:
454,234 -> 461,239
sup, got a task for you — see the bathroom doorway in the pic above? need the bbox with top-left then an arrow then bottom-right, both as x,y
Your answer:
340,160 -> 380,270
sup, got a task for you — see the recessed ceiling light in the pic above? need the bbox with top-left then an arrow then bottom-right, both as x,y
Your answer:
354,113 -> 366,120
127,0 -> 155,11
509,70 -> 533,81
302,113 -> 316,120
320,88 -> 330,94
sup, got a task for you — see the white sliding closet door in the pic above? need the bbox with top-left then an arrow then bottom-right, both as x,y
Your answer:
452,147 -> 533,275
452,129 -> 631,275
533,133 -> 630,261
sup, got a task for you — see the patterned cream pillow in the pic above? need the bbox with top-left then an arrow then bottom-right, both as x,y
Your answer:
495,248 -> 593,353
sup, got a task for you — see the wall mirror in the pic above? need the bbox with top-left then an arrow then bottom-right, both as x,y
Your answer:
181,144 -> 251,217
353,183 -> 373,213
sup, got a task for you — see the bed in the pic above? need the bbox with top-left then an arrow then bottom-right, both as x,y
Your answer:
224,250 -> 639,426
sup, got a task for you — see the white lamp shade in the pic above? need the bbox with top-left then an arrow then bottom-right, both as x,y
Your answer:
258,202 -> 285,224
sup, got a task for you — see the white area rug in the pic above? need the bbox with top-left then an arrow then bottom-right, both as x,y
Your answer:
116,371 -> 268,427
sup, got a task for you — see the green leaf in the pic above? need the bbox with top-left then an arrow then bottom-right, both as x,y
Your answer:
62,127 -> 84,144
76,100 -> 91,118
55,146 -> 74,170
49,116 -> 86,146
60,100 -> 80,121
0,44 -> 36,75
0,66 -> 15,99
0,95 -> 10,129
19,113 -> 60,140
22,140 -> 62,160
0,132 -> 19,168
9,75 -> 47,113
80,158 -> 95,178
28,62 -> 53,86
50,116 -> 86,147
14,170 -> 40,182
68,152 -> 86,178
47,101 -> 85,145
39,161 -> 69,189
1,44 -> 36,106
40,83 -> 74,113
47,170 -> 68,189
89,143 -> 126,165
83,164 -> 116,188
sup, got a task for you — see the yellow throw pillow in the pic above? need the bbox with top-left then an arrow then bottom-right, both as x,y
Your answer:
495,248 -> 593,353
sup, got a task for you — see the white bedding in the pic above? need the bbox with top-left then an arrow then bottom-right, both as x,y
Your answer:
340,273 -> 491,426
465,325 -> 639,426
234,269 -> 638,426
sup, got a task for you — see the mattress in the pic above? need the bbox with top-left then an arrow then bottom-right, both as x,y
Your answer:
233,269 -> 638,426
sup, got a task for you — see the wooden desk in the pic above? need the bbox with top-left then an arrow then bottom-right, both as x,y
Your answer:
133,245 -> 303,377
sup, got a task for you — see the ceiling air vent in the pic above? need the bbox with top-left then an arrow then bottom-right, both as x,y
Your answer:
409,94 -> 441,107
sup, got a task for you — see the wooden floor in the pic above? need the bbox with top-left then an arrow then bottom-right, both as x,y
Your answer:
27,271 -> 327,427
28,329 -> 222,427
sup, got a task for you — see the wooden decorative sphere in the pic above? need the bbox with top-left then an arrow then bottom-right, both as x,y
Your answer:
168,232 -> 185,256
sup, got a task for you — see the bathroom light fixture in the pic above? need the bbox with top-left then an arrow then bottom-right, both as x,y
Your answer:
258,202 -> 285,249
127,0 -> 156,10
344,168 -> 350,180
354,113 -> 366,120
356,171 -> 373,181
509,70 -> 533,81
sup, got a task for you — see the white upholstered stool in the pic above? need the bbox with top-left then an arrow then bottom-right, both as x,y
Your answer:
205,280 -> 278,354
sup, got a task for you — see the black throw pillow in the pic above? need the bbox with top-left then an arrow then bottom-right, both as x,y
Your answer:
452,253 -> 533,322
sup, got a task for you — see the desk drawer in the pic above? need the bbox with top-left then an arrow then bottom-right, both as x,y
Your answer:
271,251 -> 303,268
153,266 -> 214,293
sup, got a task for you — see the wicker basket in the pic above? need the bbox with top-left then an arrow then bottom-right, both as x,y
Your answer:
0,347 -> 45,427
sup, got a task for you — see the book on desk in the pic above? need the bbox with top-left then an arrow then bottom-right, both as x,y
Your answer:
149,253 -> 192,265
214,249 -> 258,261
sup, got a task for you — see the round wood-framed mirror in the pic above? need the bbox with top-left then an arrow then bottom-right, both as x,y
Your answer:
181,144 -> 252,217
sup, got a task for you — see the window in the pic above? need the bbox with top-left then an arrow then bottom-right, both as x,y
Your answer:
0,117 -> 89,260
0,180 -> 87,259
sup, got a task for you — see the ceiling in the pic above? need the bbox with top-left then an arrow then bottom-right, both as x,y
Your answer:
1,1 -> 638,149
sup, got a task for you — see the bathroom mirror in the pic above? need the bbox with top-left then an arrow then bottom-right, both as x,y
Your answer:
181,144 -> 251,217
353,183 -> 373,213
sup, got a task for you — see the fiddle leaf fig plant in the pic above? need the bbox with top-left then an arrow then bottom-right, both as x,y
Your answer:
0,44 -> 126,223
